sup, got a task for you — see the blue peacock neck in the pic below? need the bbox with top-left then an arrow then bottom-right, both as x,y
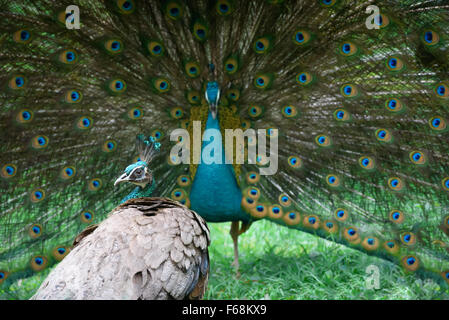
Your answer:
120,180 -> 156,204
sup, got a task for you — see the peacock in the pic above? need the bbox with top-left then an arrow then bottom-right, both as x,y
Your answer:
30,136 -> 211,300
1,0 -> 449,298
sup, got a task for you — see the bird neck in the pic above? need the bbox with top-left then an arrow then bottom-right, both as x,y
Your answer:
120,180 -> 156,204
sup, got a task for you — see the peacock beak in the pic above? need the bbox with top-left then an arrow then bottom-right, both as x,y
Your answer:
210,105 -> 217,119
114,172 -> 130,186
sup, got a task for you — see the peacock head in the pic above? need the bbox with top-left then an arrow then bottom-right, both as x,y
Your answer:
205,81 -> 220,119
114,135 -> 161,191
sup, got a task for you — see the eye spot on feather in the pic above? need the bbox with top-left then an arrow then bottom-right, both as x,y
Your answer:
80,211 -> 94,223
61,166 -> 76,180
333,108 -> 350,122
282,105 -> 298,118
254,74 -> 273,89
245,187 -> 261,200
358,156 -> 375,170
385,98 -> 405,113
435,82 -> 449,99
152,78 -> 171,93
127,106 -> 143,120
283,211 -> 301,226
253,36 -> 273,54
9,75 -> 26,90
171,188 -> 186,202
340,84 -> 358,98
116,0 -> 135,14
429,116 -> 446,131
374,13 -> 390,28
386,56 -> 404,72
409,151 -> 426,165
248,105 -> 263,118
315,134 -> 331,147
177,175 -> 191,187
147,40 -> 164,57
375,128 -> 392,143
362,237 -> 379,251
400,232 -> 416,246
383,240 -> 399,254
52,246 -> 70,261
250,204 -> 268,219
296,72 -> 313,86
65,90 -> 83,103
320,0 -> 337,7
321,220 -> 338,234
30,255 -> 48,271
401,255 -> 419,272
104,39 -> 123,54
334,208 -> 348,222
59,49 -> 78,64
31,135 -> 49,149
389,210 -> 404,224
326,174 -> 340,187
303,215 -> 320,230
13,29 -> 32,44
165,1 -> 183,20
193,21 -> 209,41
77,116 -> 93,130
224,56 -> 239,75
169,107 -> 184,120
30,188 -> 45,203
245,171 -> 260,184
268,205 -> 283,219
150,129 -> 164,141
1,164 -> 17,179
16,109 -> 34,124
216,0 -> 233,16
28,224 -> 43,238
184,61 -> 201,78
293,30 -> 311,46
442,177 -> 449,191
338,42 -> 358,57
108,79 -> 127,94
388,177 -> 404,191
343,226 -> 360,243
422,30 -> 439,46
88,178 -> 102,191
0,271 -> 8,284
278,193 -> 291,207
102,140 -> 117,153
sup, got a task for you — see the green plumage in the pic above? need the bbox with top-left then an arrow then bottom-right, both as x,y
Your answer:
1,0 -> 449,298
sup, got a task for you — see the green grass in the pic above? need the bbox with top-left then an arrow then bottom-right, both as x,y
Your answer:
204,220 -> 449,300
2,220 -> 449,300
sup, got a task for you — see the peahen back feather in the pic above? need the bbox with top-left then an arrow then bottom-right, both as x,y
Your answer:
1,0 -> 449,296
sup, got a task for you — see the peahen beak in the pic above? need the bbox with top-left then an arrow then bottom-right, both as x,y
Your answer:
114,173 -> 130,186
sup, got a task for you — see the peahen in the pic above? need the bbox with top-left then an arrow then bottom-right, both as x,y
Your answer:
1,0 -> 449,298
31,136 -> 210,300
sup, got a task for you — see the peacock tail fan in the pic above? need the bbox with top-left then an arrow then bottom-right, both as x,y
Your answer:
1,0 -> 449,296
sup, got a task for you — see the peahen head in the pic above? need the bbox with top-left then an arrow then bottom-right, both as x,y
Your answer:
114,161 -> 153,189
114,135 -> 161,203
205,81 -> 220,119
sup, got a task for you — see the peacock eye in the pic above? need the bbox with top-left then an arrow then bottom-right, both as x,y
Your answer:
135,168 -> 143,175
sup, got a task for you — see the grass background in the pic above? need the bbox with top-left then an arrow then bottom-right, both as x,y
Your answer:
2,219 -> 448,300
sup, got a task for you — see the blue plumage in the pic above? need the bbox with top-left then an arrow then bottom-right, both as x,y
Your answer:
190,111 -> 248,223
